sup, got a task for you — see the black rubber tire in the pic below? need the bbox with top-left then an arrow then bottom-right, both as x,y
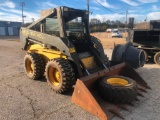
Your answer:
104,55 -> 110,67
154,52 -> 160,65
24,53 -> 45,80
142,50 -> 148,61
111,44 -> 121,61
45,58 -> 76,94
98,76 -> 137,103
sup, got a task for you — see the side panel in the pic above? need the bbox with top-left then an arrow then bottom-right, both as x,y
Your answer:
20,28 -> 72,56
128,29 -> 160,47
27,44 -> 67,62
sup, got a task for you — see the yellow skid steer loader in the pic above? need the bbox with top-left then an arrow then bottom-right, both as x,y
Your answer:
20,7 -> 150,119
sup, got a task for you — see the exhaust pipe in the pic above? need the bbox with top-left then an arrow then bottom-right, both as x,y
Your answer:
111,42 -> 145,69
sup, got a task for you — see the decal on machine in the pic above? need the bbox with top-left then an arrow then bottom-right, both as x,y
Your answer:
69,47 -> 76,53
22,29 -> 44,40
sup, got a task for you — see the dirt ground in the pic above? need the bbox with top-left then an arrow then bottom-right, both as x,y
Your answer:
91,32 -> 127,49
0,37 -> 160,120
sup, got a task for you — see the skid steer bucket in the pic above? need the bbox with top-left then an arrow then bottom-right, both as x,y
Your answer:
72,62 -> 150,120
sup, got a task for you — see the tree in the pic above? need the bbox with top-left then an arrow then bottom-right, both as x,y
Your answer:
90,18 -> 101,25
89,19 -> 126,33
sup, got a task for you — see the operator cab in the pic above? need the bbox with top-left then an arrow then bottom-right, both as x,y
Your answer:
62,7 -> 90,53
29,7 -> 90,53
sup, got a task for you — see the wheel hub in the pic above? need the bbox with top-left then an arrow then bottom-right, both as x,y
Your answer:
107,78 -> 128,86
49,67 -> 61,86
157,56 -> 160,62
26,58 -> 33,74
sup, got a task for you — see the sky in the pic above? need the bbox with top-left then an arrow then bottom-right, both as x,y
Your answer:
0,0 -> 160,23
